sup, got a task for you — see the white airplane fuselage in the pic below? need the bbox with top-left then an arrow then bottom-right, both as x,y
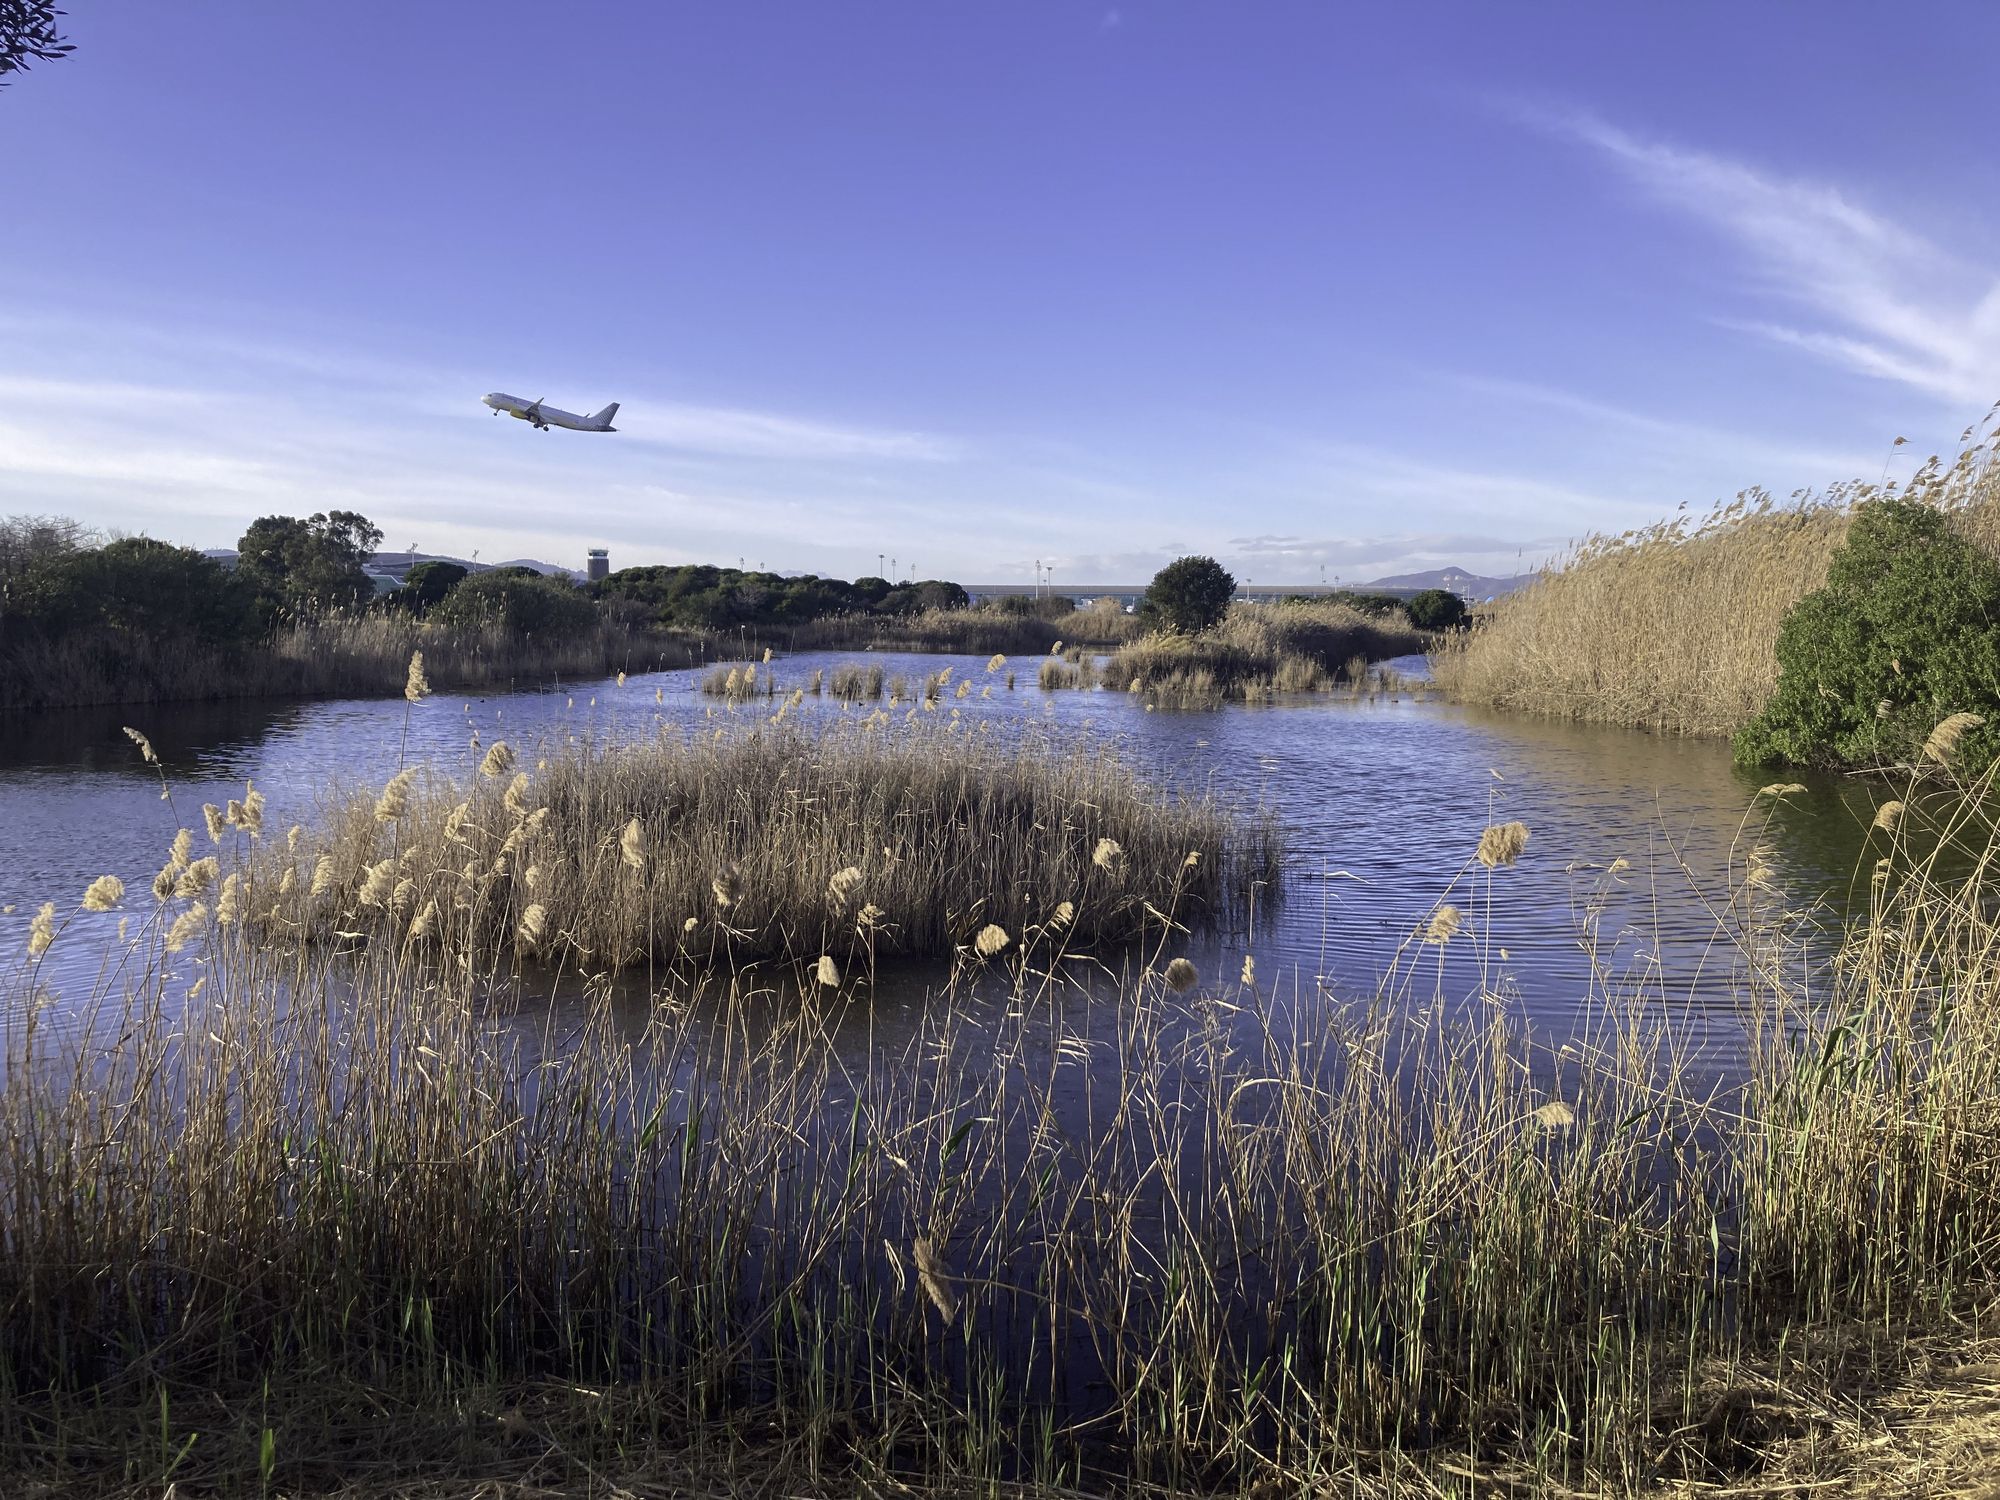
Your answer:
482,392 -> 619,432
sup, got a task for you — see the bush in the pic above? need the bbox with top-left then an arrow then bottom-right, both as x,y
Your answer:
1734,499 -> 2000,771
1142,556 -> 1236,634
1405,588 -> 1469,631
392,561 -> 468,614
433,570 -> 596,639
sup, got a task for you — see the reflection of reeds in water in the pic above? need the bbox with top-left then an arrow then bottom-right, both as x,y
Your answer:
9,717 -> 2000,1493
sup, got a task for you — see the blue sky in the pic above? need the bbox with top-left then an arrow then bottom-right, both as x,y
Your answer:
3,2 -> 1997,585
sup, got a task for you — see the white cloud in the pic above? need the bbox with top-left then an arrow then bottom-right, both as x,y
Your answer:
1533,108 -> 2000,405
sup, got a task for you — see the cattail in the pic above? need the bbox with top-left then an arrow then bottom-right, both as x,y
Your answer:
151,865 -> 175,902
480,741 -> 516,778
1092,837 -> 1125,872
815,954 -> 841,987
1164,956 -> 1198,992
240,784 -> 265,837
358,859 -> 395,907
122,726 -> 158,764
974,923 -> 1009,958
310,855 -> 337,897
169,828 -> 193,871
517,903 -> 548,948
911,1237 -> 959,1324
620,817 -> 647,871
203,803 -> 226,843
712,866 -> 743,909
164,903 -> 207,953
374,767 -> 417,822
216,873 -> 241,926
1872,799 -> 1905,833
81,875 -> 124,912
827,865 -> 864,907
503,772 -> 531,815
1922,712 -> 1984,765
27,902 -> 55,957
175,857 -> 218,900
1423,904 -> 1463,944
1475,820 -> 1531,869
405,650 -> 430,702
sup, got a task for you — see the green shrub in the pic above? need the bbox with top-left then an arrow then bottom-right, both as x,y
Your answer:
1734,499 -> 2000,772
1405,588 -> 1469,631
433,570 -> 597,639
1141,555 -> 1236,634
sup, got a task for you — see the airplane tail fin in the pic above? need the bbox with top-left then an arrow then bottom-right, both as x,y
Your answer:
589,402 -> 620,430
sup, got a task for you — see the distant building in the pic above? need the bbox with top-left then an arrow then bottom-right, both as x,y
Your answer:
586,548 -> 609,582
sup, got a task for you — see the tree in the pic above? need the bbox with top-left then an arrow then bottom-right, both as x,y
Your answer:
392,561 -> 468,614
1,1 -> 72,87
1405,588 -> 1469,631
1142,556 -> 1236,634
1735,499 -> 2000,772
235,511 -> 383,622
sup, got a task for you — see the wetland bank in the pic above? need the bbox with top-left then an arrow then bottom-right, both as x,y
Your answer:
5,640 -> 1982,1498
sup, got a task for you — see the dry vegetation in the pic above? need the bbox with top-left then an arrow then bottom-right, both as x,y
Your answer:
1101,599 -> 1423,705
9,722 -> 2000,1494
1432,430 -> 2000,736
243,715 -> 1278,973
0,609 -> 686,709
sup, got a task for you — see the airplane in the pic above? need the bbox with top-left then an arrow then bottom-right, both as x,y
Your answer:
482,392 -> 620,432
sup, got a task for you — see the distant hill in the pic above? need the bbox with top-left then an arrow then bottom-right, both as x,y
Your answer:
1352,566 -> 1533,600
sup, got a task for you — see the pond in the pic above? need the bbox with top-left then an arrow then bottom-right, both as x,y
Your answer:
0,648 -> 1881,1066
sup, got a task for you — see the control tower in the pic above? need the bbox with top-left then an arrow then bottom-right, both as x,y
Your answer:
586,548 -> 609,582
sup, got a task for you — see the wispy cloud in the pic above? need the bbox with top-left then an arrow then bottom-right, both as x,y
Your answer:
1527,107 -> 2000,405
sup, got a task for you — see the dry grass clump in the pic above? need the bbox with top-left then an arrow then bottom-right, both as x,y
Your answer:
1431,432 -> 2000,736
1035,656 -> 1098,691
698,660 -> 776,702
828,662 -> 885,700
1104,600 -> 1421,705
16,751 -> 2000,1493
250,718 -> 1279,971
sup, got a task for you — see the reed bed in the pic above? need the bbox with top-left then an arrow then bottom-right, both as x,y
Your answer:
829,662 -> 885,700
9,734 -> 2000,1494
0,609 -> 684,710
1431,433 -> 2000,736
1104,600 -> 1422,706
785,607 -> 1062,656
247,717 -> 1280,972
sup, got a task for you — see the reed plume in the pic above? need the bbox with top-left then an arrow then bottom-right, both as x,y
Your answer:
81,875 -> 124,912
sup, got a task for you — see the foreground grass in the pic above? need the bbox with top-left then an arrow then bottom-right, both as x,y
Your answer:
1102,599 -> 1424,705
1431,433 -> 2000,737
7,724 -> 2000,1494
0,610 -> 694,710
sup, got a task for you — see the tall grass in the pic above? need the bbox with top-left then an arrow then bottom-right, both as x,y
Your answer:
1103,599 -> 1423,705
1432,434 -> 2000,736
251,717 -> 1280,972
10,728 -> 2000,1493
0,609 -> 688,710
